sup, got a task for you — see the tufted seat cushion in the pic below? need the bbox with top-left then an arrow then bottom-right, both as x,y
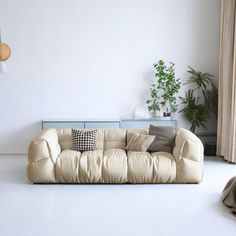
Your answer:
55,149 -> 127,183
103,149 -> 127,183
151,152 -> 176,183
55,149 -> 82,183
127,151 -> 176,183
55,149 -> 176,184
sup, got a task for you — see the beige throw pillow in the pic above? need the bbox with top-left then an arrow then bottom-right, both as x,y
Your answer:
125,132 -> 155,151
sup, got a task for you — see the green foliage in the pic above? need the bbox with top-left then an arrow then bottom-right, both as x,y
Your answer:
185,66 -> 214,89
146,60 -> 181,112
179,90 -> 209,132
204,86 -> 218,116
179,66 -> 218,133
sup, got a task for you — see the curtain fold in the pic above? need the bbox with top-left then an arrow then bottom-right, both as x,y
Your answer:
217,0 -> 236,163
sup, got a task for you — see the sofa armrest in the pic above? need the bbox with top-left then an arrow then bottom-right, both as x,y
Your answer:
173,128 -> 204,183
27,128 -> 61,183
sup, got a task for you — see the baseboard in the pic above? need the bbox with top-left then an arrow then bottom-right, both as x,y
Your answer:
0,153 -> 26,156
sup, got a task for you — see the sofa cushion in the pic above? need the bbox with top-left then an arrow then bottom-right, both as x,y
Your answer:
125,132 -> 155,151
103,149 -> 127,183
55,149 -> 103,183
148,125 -> 177,153
104,129 -> 127,150
127,151 -> 153,183
55,149 -> 128,183
79,149 -> 104,183
151,152 -> 176,183
55,149 -> 82,183
72,129 -> 97,151
127,151 -> 176,183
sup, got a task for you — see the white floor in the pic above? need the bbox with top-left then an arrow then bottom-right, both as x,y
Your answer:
0,156 -> 236,236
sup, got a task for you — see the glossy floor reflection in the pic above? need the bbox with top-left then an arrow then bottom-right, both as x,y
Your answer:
0,156 -> 236,236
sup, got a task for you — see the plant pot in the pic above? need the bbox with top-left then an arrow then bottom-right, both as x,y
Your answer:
150,111 -> 160,118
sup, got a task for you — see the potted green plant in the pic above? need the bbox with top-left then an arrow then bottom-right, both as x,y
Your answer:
146,60 -> 181,117
179,66 -> 218,133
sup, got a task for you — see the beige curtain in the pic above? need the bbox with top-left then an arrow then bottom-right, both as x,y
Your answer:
217,0 -> 236,163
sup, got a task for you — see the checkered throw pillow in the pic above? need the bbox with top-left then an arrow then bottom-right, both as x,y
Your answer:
72,129 -> 97,151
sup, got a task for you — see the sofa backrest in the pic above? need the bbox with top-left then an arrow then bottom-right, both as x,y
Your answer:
56,128 -> 148,151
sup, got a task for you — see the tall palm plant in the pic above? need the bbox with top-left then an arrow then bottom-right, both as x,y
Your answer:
179,66 -> 218,133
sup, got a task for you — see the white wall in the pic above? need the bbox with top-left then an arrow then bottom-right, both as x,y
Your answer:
0,0 -> 221,153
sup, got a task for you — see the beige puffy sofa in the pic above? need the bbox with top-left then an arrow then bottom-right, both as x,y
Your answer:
27,128 -> 204,184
